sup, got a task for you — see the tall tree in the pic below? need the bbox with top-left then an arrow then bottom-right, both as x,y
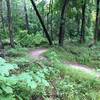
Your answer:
46,0 -> 53,40
59,0 -> 69,46
24,0 -> 29,33
1,6 -> 5,32
0,36 -> 4,57
30,0 -> 52,45
95,0 -> 100,42
6,0 -> 14,47
50,0 -> 53,40
0,0 -> 4,57
80,0 -> 86,43
76,7 -> 81,35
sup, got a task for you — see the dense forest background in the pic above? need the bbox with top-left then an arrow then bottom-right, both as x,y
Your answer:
0,0 -> 100,48
0,0 -> 100,100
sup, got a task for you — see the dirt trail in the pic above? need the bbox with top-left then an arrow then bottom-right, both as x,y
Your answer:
64,62 -> 100,77
30,48 -> 100,78
31,48 -> 48,58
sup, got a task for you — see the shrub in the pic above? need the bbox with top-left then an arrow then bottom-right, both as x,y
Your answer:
16,30 -> 47,47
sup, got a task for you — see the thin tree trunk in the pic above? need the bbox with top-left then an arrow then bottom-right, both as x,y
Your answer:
94,0 -> 100,42
50,0 -> 53,40
0,35 -> 4,58
1,9 -> 5,32
76,10 -> 80,35
59,0 -> 69,46
80,0 -> 86,43
47,12 -> 49,30
30,0 -> 52,45
24,0 -> 29,33
6,0 -> 14,48
0,0 -> 4,57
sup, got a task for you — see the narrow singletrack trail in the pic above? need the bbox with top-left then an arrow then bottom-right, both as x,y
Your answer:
30,48 -> 100,78
64,62 -> 100,77
31,48 -> 48,58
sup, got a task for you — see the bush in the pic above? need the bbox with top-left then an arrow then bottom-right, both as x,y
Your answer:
16,30 -> 47,47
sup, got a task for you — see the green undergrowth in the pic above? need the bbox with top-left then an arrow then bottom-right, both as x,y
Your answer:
16,31 -> 47,47
0,46 -> 100,100
6,47 -> 28,57
44,42 -> 100,69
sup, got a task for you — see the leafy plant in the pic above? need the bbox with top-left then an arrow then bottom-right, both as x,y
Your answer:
16,30 -> 47,47
33,31 -> 47,45
0,57 -> 18,76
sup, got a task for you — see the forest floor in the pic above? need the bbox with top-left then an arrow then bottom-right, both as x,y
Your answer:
30,48 -> 100,78
3,46 -> 100,99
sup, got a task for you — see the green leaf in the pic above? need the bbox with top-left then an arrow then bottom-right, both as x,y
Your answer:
41,79 -> 49,86
2,86 -> 13,94
0,57 -> 6,64
0,95 -> 15,100
27,80 -> 37,89
0,89 -> 3,94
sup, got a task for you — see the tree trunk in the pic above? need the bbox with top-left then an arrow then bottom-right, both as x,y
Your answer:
80,0 -> 86,43
94,0 -> 100,42
59,0 -> 69,46
6,0 -> 14,48
0,0 -> 4,57
46,0 -> 53,40
30,0 -> 52,45
47,12 -> 49,30
1,9 -> 5,32
50,0 -> 53,41
76,9 -> 80,35
0,35 -> 4,58
24,0 -> 29,33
